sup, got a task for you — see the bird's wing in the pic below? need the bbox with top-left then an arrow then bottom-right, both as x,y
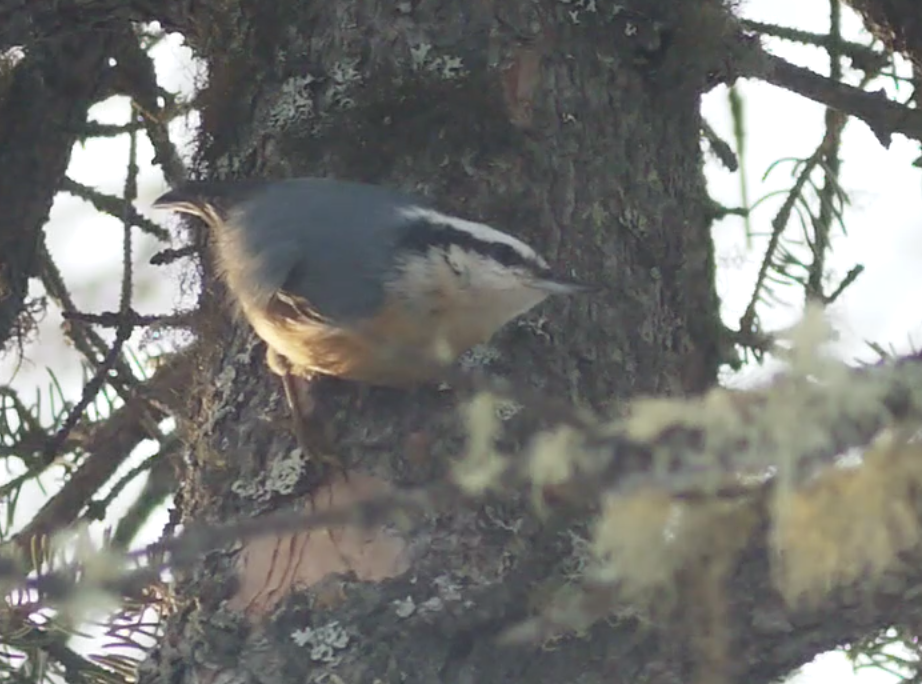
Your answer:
268,288 -> 334,326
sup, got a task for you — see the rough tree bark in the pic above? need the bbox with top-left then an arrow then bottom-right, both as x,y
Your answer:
30,1 -> 903,684
139,1 -> 730,682
133,1 -> 727,682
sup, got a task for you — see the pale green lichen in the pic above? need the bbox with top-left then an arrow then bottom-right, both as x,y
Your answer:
771,439 -> 922,605
529,427 -> 588,491
458,343 -> 501,370
230,448 -> 306,500
558,0 -> 599,24
393,596 -> 416,618
454,393 -> 506,494
327,58 -> 362,109
432,55 -> 466,79
585,305 -> 922,607
0,47 -> 23,105
291,621 -> 350,663
494,399 -> 524,422
560,529 -> 593,581
266,75 -> 317,130
409,42 -> 468,80
409,43 -> 433,70
417,576 -> 464,614
514,314 -> 552,342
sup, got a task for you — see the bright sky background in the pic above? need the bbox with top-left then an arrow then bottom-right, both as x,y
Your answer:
2,0 -> 920,681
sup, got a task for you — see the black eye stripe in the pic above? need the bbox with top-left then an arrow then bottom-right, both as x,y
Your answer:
398,219 -> 542,272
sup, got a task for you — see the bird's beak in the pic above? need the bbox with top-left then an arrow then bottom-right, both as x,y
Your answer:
530,277 -> 601,295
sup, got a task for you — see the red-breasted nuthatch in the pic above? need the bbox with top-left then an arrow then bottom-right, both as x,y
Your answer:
153,177 -> 592,386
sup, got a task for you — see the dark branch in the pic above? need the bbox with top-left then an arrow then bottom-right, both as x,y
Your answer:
62,309 -> 195,329
110,31 -> 188,186
41,122 -> 144,461
107,443 -> 178,549
39,242 -> 155,432
61,176 -> 170,241
738,141 -> 832,337
0,1 -> 180,51
740,18 -> 889,73
745,48 -> 922,146
11,354 -> 190,555
0,29 -> 116,352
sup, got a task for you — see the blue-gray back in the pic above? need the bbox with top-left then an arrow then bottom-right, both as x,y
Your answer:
219,178 -> 431,323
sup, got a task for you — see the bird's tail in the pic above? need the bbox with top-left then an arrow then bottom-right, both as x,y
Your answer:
152,179 -> 270,218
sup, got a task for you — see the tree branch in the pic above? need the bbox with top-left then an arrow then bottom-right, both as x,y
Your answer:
740,18 -> 889,73
12,349 -> 921,596
0,29 -> 117,353
0,1 -> 181,51
10,354 -> 190,555
61,176 -> 170,241
110,31 -> 188,186
740,44 -> 922,146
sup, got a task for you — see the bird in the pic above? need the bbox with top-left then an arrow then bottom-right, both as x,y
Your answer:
153,177 -> 593,455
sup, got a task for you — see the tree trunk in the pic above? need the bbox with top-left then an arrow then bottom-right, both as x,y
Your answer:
146,1 -> 731,682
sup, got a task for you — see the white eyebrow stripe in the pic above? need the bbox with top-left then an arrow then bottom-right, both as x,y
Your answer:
399,206 -> 549,269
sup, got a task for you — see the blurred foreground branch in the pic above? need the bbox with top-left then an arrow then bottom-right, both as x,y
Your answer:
7,342 -> 922,608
